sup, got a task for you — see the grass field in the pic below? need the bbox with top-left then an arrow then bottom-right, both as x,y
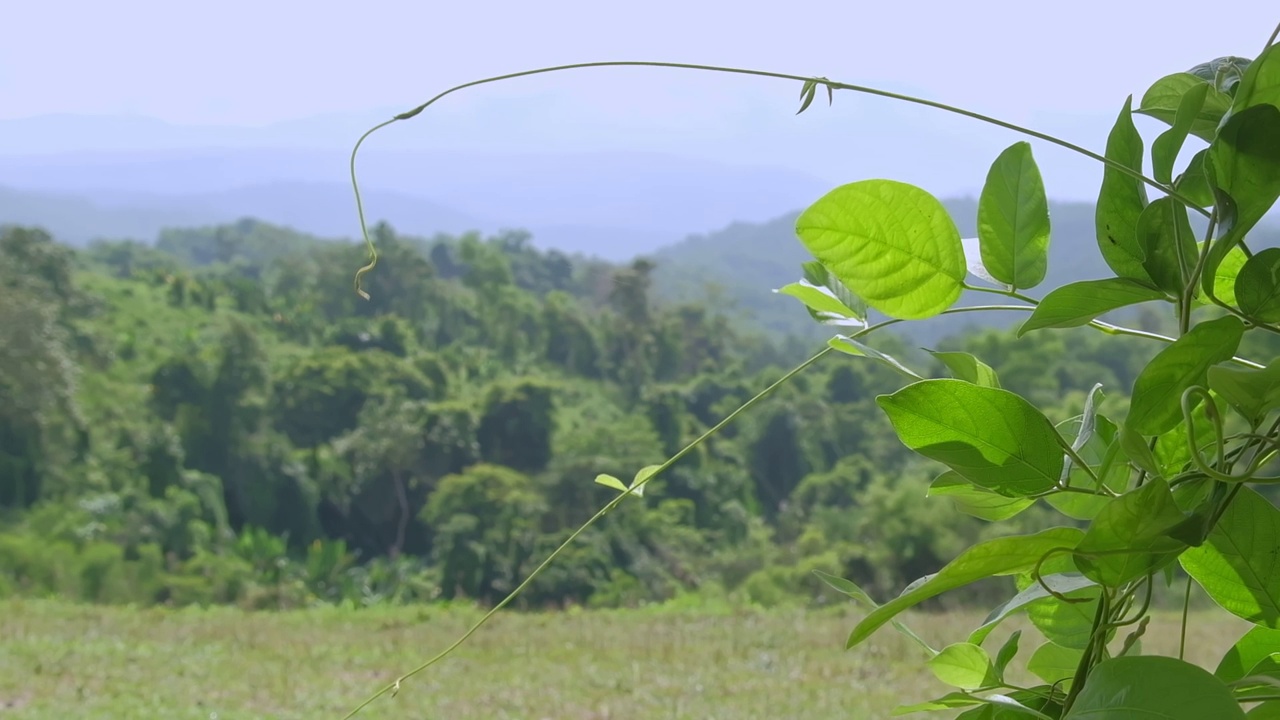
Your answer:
0,599 -> 1252,719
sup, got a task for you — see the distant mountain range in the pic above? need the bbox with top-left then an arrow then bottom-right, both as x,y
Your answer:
0,146 -> 833,259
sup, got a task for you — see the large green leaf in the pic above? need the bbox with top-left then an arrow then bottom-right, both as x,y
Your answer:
876,379 -> 1065,496
1237,248 -> 1280,323
1073,478 -> 1189,586
1096,97 -> 1152,282
1216,626 -> 1280,685
1233,44 -> 1280,114
928,642 -> 999,690
1205,242 -> 1250,308
1136,197 -> 1198,298
1125,315 -> 1245,436
1026,584 -> 1102,650
1181,486 -> 1280,628
1137,72 -> 1235,142
968,573 -> 1098,645
846,527 -> 1085,647
1153,82 -> 1210,185
928,350 -> 1002,388
1204,104 -> 1280,300
1018,278 -> 1165,336
1208,357 -> 1280,428
1027,641 -> 1082,687
1063,656 -> 1245,719
795,180 -> 966,320
977,142 -> 1051,290
929,472 -> 1035,522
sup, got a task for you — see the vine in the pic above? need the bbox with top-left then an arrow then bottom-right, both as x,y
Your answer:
345,21 -> 1280,720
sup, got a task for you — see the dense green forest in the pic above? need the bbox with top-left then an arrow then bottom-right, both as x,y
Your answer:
4,216 -> 1273,611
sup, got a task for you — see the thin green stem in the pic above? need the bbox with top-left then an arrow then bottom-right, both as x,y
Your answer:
1174,211 -> 1192,336
351,61 -> 1206,297
1063,590 -> 1109,713
1267,20 -> 1280,49
962,284 -> 1266,369
340,345 -> 833,718
1179,575 -> 1193,661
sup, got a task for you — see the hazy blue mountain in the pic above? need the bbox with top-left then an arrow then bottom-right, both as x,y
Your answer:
0,146 -> 833,258
0,183 -> 483,247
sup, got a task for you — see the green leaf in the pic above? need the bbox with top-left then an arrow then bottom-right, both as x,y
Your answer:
1216,626 -> 1280,684
1237,248 -> 1280,322
929,642 -> 999,690
968,573 -> 1098,645
1125,315 -> 1245,436
1174,149 -> 1216,208
955,693 -> 1059,720
1233,44 -> 1280,114
829,336 -> 923,380
892,693 -> 986,715
1204,104 -> 1280,300
1198,241 -> 1250,308
1018,278 -> 1165,336
846,527 -> 1084,648
813,570 -> 938,656
1153,82 -> 1210,185
1073,478 -> 1189,586
994,630 -> 1022,676
977,142 -> 1051,290
876,379 -> 1065,496
802,260 -> 867,320
594,474 -> 628,493
629,465 -> 658,497
928,350 -> 1002,388
1118,425 -> 1162,477
929,472 -> 1035,522
1137,73 -> 1234,142
1027,640 -> 1082,687
795,179 -> 966,320
1027,585 -> 1102,651
1096,97 -> 1152,282
1208,357 -> 1280,428
1136,197 -> 1198,298
1063,655 -> 1245,719
775,282 -> 864,322
1181,486 -> 1280,628
796,79 -> 817,115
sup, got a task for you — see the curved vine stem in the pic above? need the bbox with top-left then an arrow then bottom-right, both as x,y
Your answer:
348,60 -> 1208,298
340,344 -> 832,718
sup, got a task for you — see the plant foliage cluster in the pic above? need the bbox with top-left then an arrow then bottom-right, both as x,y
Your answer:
331,27 -> 1280,720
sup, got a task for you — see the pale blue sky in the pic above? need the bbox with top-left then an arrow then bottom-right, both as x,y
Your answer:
3,1 -> 1278,202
